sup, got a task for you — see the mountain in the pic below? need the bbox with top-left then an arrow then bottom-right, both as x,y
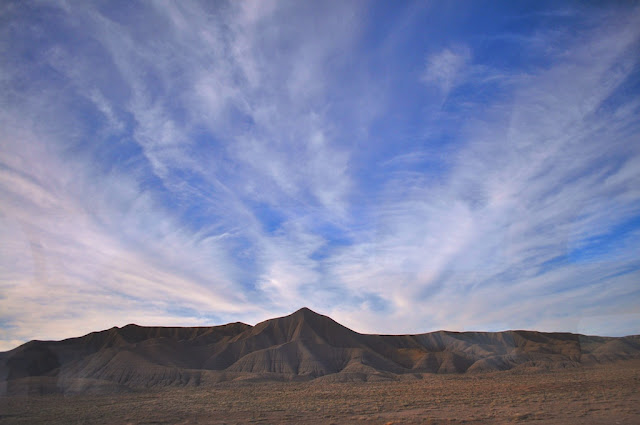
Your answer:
2,307 -> 639,394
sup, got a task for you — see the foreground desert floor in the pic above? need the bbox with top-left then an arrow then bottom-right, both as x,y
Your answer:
1,360 -> 639,424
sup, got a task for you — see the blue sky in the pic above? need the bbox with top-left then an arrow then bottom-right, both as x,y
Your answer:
1,1 -> 639,350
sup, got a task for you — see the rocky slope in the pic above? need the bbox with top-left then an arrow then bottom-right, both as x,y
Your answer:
2,308 -> 639,394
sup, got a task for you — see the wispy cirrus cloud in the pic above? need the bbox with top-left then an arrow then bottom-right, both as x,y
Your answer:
0,1 -> 639,350
330,9 -> 640,335
0,0 -> 367,348
421,45 -> 472,98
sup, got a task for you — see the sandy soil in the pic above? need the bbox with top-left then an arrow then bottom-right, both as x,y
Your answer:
1,360 -> 638,424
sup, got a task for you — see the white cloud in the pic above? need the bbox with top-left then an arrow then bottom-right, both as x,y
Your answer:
421,45 -> 471,97
0,0 -> 367,347
327,9 -> 640,336
0,2 -> 639,351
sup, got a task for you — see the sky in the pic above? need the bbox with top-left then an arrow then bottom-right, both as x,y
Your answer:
1,1 -> 640,350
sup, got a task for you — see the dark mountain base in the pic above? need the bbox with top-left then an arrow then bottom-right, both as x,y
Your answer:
2,359 -> 639,425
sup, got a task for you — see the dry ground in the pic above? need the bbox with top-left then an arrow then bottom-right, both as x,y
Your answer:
1,360 -> 639,424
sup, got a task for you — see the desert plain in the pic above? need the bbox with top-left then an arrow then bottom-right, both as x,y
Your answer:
1,359 -> 639,424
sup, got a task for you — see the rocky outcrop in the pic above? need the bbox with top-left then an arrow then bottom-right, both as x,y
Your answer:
1,308 -> 638,394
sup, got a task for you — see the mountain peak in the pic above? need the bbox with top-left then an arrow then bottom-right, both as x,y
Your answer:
292,307 -> 321,317
263,307 -> 328,329
242,307 -> 356,347
296,306 -> 313,313
287,307 -> 337,328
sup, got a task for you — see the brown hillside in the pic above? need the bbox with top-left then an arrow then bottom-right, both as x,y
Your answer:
1,308 -> 638,394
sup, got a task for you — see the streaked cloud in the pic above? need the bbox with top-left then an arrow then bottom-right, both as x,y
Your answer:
1,1 -> 639,350
421,45 -> 472,97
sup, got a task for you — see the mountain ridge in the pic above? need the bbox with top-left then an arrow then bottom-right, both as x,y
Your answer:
2,307 -> 639,394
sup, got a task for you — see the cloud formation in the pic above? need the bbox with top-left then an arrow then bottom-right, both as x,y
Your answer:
1,1 -> 639,350
421,46 -> 472,97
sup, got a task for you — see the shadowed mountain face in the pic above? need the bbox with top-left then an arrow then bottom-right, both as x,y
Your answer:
2,308 -> 639,394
